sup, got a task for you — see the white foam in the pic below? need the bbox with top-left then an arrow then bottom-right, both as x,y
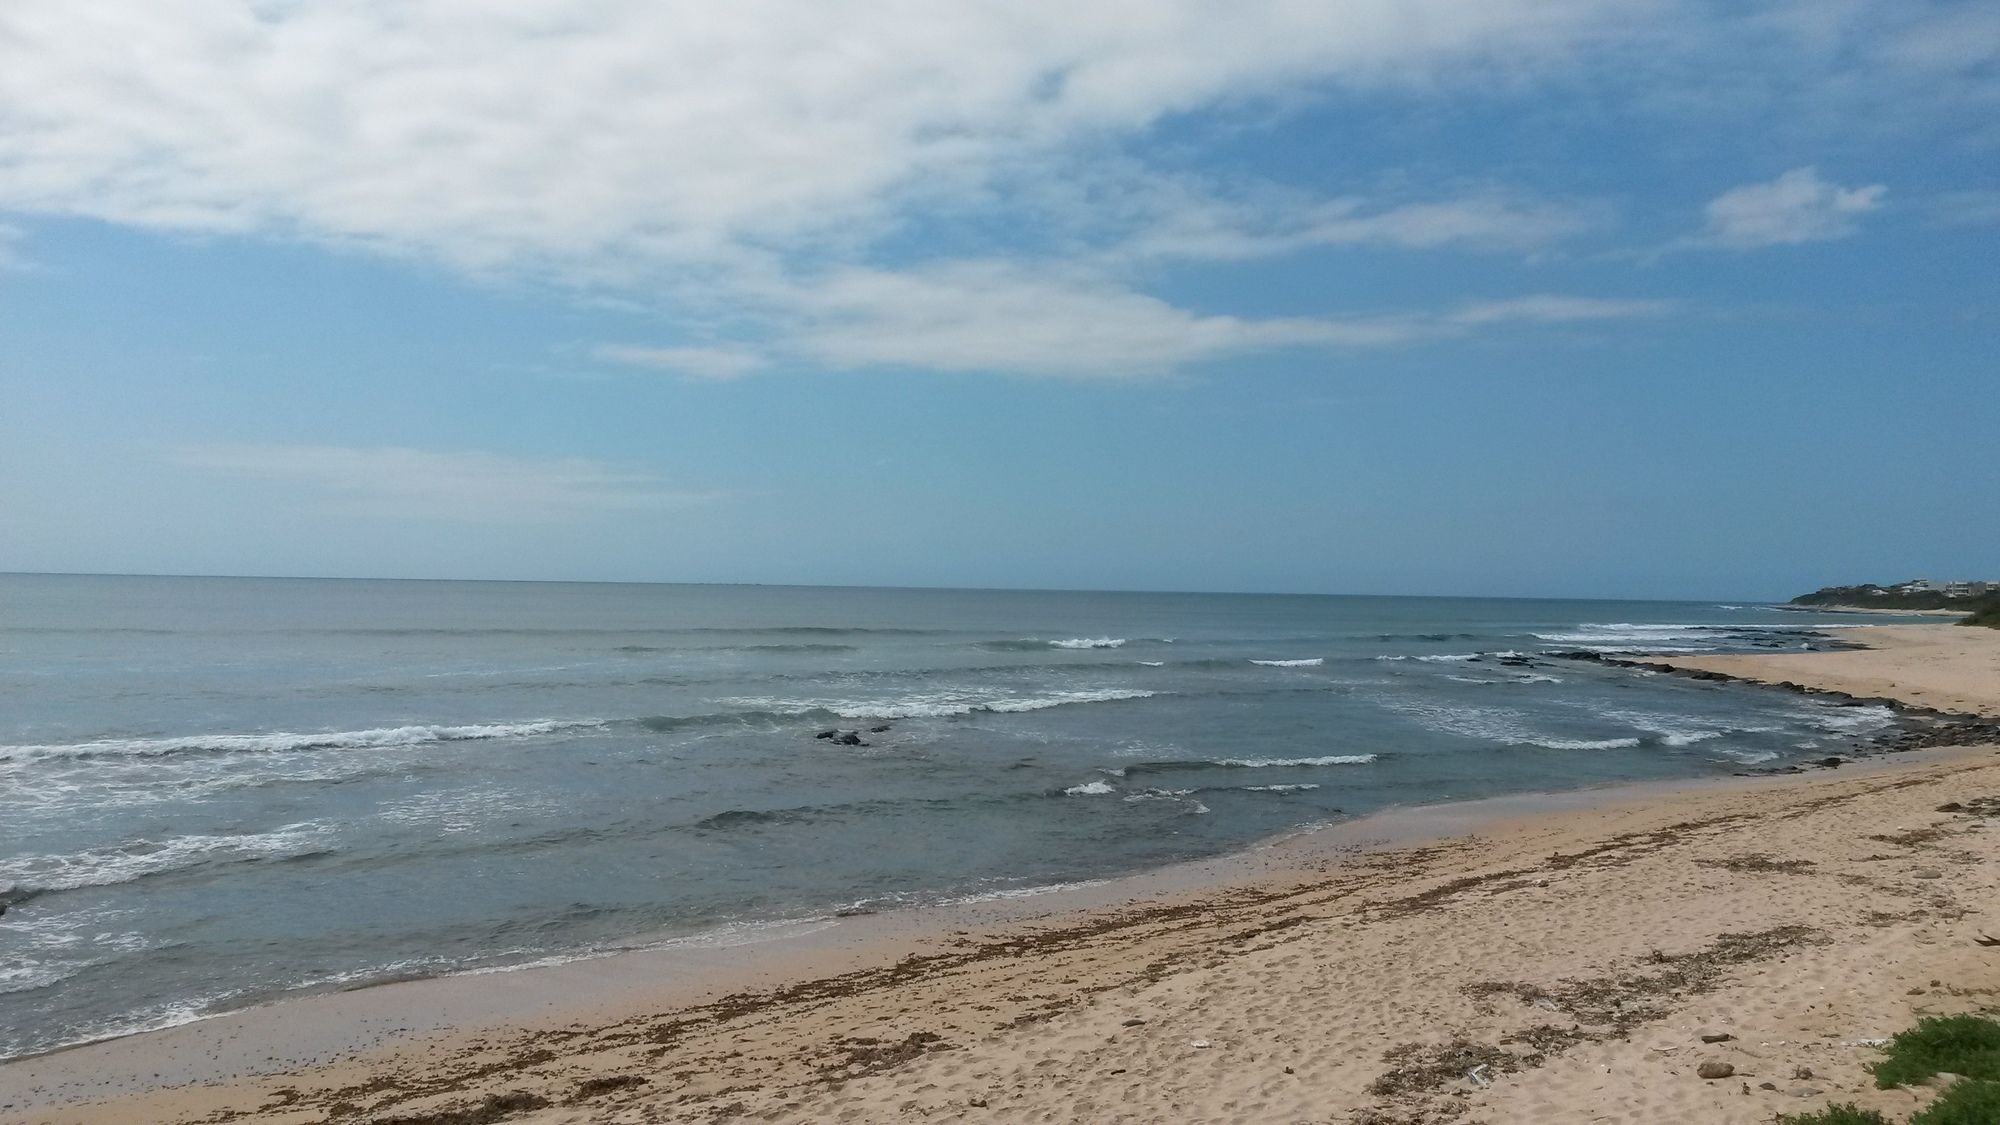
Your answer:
937,879 -> 1109,906
0,721 -> 588,763
1137,661 -> 1165,667
1573,707 -> 1732,748
1381,699 -> 1644,752
1063,780 -> 1116,796
0,823 -> 332,899
1211,754 -> 1377,767
764,688 -> 1159,720
1249,658 -> 1323,667
1530,737 -> 1642,750
1050,637 -> 1125,649
1415,653 -> 1479,663
1122,787 -> 1195,802
1242,783 -> 1321,793
1806,704 -> 1897,734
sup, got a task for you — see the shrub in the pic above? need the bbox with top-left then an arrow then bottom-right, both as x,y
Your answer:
1779,1104 -> 1889,1125
1911,1079 -> 2000,1125
1874,1014 -> 2000,1088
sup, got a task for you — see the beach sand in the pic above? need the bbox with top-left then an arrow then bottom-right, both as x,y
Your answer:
4,625 -> 1998,1125
1643,623 -> 2000,718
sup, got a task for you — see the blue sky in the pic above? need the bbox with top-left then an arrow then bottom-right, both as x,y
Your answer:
1,1 -> 1995,599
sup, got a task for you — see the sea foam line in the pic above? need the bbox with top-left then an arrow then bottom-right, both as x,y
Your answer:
0,823 -> 334,905
0,721 -> 592,764
1249,658 -> 1323,667
722,688 -> 1158,721
1211,754 -> 1377,768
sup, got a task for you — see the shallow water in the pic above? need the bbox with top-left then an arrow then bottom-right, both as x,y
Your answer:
0,574 -> 1928,1058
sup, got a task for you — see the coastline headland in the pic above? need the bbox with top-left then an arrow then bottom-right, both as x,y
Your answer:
3,625 -> 1998,1124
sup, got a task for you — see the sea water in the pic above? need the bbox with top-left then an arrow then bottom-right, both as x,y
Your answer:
0,574 -> 1927,1058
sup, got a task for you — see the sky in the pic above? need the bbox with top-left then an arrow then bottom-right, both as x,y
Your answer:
1,1 -> 1996,600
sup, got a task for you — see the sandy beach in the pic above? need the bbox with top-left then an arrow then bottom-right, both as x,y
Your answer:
1620,623 -> 2000,718
5,624 -> 1998,1125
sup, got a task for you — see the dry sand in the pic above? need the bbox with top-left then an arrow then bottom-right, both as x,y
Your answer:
5,625 -> 1998,1125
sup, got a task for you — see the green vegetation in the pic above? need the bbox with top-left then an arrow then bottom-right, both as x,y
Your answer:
1789,584 -> 1998,615
1775,1015 -> 2000,1125
1873,1014 -> 2000,1088
1779,1105 -> 1889,1125
1910,1079 -> 2000,1124
1959,602 -> 2000,630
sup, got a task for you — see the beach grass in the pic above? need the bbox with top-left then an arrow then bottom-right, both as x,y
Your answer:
1910,1079 -> 2000,1124
1779,1105 -> 1888,1125
1872,1014 -> 2000,1088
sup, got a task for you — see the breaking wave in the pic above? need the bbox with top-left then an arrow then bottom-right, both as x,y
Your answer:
0,721 -> 592,764
0,824 -> 335,908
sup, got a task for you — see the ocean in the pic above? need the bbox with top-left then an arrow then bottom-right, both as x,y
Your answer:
0,574 -> 1928,1059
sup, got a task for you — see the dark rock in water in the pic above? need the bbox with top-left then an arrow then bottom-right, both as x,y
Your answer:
868,724 -> 891,733
1818,757 -> 1844,769
832,731 -> 865,746
814,729 -> 837,740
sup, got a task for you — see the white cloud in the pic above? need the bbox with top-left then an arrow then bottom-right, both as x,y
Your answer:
1692,167 -> 1886,249
669,264 -> 1665,378
592,344 -> 768,380
3,2 -> 1693,380
783,263 -> 1368,378
174,444 -> 712,523
1447,294 -> 1672,325
0,0 -> 1630,277
1115,190 -> 1608,262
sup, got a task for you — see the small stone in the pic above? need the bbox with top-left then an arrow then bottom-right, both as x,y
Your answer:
1283,1066 -> 1295,1075
968,1096 -> 988,1108
1700,1032 -> 1735,1044
1913,868 -> 1943,879
1759,1082 -> 1778,1091
1698,1062 -> 1735,1080
1189,1039 -> 1212,1049
1908,987 -> 1926,995
1792,1066 -> 1814,1080
1121,1018 -> 1145,1027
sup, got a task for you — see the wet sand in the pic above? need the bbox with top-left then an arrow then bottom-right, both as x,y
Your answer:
4,625 -> 1997,1124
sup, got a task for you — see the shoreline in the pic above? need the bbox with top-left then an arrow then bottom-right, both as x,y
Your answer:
6,625 -> 1999,1124
1771,604 -> 1973,618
